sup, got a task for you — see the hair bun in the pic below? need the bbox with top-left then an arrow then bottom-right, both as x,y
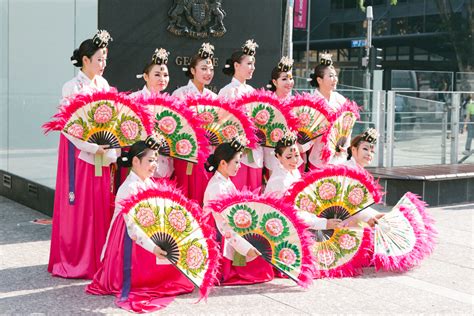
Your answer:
117,152 -> 132,168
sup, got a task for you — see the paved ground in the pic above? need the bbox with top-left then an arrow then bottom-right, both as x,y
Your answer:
1,196 -> 473,315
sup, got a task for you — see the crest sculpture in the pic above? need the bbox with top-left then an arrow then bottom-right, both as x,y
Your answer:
167,0 -> 227,39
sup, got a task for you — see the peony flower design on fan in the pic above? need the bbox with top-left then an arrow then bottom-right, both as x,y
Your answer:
296,194 -> 317,214
133,202 -> 161,232
116,115 -> 143,145
341,112 -> 356,131
88,101 -> 117,128
315,248 -> 338,268
171,134 -> 197,159
220,121 -> 240,142
335,229 -> 360,253
228,204 -> 258,233
252,104 -> 275,127
260,212 -> 290,243
64,117 -> 89,140
274,241 -> 301,271
164,205 -> 192,239
343,184 -> 368,210
267,122 -> 286,147
179,238 -> 208,277
296,110 -> 313,128
197,108 -> 218,125
155,110 -> 183,136
315,179 -> 341,204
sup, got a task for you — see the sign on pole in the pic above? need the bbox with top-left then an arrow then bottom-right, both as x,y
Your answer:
294,0 -> 307,29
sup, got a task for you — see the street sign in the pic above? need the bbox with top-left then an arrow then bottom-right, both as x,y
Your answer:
351,39 -> 367,48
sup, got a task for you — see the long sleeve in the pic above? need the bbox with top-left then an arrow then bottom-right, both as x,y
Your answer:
212,212 -> 253,256
297,211 -> 328,230
62,131 -> 99,154
350,207 -> 379,223
123,213 -> 157,254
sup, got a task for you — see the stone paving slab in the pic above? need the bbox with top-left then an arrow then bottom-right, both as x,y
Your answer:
0,196 -> 473,315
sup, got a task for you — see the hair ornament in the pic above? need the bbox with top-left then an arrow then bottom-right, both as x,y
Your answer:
92,29 -> 112,48
242,39 -> 259,56
278,56 -> 294,72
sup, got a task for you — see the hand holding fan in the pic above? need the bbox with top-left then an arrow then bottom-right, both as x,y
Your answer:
208,191 -> 314,287
120,183 -> 220,299
287,165 -> 383,278
234,89 -> 298,147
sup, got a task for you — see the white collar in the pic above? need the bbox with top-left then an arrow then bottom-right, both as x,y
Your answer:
141,85 -> 151,96
128,170 -> 151,185
215,170 -> 231,182
231,77 -> 246,87
78,70 -> 95,85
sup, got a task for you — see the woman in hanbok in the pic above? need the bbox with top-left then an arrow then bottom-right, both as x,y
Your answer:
203,140 -> 272,285
172,43 -> 216,205
342,128 -> 384,227
129,48 -> 173,180
304,53 -> 353,169
264,56 -> 301,177
264,133 -> 341,231
86,139 -> 193,313
218,40 -> 263,192
48,30 -> 118,279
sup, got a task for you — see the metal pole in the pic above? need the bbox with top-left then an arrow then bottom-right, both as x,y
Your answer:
441,110 -> 447,164
386,91 -> 396,167
282,0 -> 294,59
305,0 -> 311,77
450,93 -> 460,164
365,6 -> 373,90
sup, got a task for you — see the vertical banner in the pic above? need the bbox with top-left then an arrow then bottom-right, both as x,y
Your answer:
294,0 -> 307,29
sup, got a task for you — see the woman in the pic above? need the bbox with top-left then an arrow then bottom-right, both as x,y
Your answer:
264,56 -> 301,176
203,139 -> 272,285
87,139 -> 194,313
48,30 -> 117,279
172,42 -> 217,98
264,133 -> 341,230
343,128 -> 384,227
218,39 -> 263,192
130,48 -> 173,179
172,43 -> 216,205
304,53 -> 352,169
130,48 -> 170,97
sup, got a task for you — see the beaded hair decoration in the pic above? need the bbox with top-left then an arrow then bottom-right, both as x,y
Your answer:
278,56 -> 294,72
242,39 -> 259,56
152,48 -> 170,65
92,30 -> 113,48
361,128 -> 378,144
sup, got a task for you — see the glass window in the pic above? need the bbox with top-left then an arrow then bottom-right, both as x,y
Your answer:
2,0 -> 98,188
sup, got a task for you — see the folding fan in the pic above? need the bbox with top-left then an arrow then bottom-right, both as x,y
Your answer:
43,90 -> 153,148
287,165 -> 383,278
320,100 -> 361,163
120,183 -> 220,299
373,193 -> 436,272
208,191 -> 314,287
186,95 -> 258,148
234,89 -> 299,147
135,94 -> 209,164
394,192 -> 437,256
290,92 -> 336,145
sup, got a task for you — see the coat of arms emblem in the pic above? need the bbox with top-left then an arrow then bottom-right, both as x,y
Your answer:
167,0 -> 227,39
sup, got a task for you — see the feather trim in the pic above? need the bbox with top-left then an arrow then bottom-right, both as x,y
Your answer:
137,93 -> 210,165
207,190 -> 314,288
290,92 -> 337,123
234,89 -> 300,134
185,94 -> 259,149
373,205 -> 428,272
287,164 -> 384,205
119,182 -> 220,300
42,89 -> 153,135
